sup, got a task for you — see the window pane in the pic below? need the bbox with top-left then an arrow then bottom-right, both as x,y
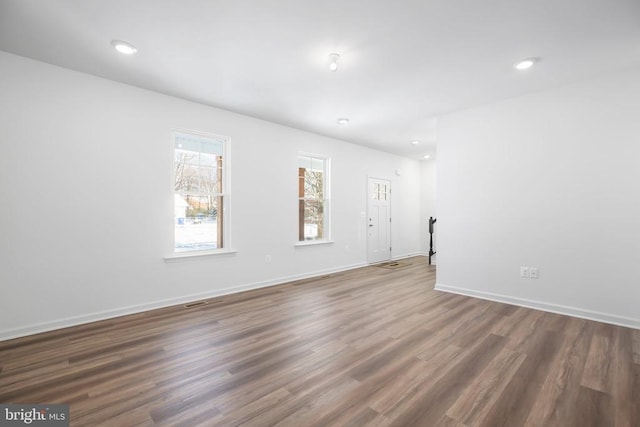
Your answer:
174,132 -> 225,252
304,169 -> 324,200
298,154 -> 329,241
303,199 -> 325,240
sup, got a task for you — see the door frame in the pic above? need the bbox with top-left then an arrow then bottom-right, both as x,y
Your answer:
366,176 -> 392,264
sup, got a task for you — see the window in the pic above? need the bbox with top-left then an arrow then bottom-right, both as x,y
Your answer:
372,182 -> 389,201
298,153 -> 330,242
173,131 -> 228,253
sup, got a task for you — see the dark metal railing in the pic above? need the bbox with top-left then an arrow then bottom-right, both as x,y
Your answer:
429,217 -> 437,265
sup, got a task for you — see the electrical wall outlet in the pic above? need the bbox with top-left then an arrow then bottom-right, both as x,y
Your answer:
265,254 -> 271,262
521,266 -> 539,279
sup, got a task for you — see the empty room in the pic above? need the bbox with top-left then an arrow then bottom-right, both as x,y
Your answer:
1,0 -> 639,426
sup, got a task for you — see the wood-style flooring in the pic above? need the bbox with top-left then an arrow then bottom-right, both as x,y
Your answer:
1,257 -> 639,426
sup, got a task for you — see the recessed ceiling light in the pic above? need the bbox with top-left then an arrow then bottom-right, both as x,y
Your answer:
423,155 -> 431,159
111,40 -> 137,55
337,118 -> 350,126
514,58 -> 538,70
329,53 -> 340,72
411,140 -> 420,145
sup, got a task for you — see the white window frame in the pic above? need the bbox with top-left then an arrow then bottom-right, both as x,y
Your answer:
166,129 -> 233,259
296,152 -> 332,246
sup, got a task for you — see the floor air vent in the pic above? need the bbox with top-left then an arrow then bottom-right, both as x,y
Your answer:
184,301 -> 207,308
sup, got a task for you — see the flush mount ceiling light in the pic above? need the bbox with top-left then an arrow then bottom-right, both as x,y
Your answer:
411,140 -> 420,145
328,53 -> 340,72
111,40 -> 137,55
514,57 -> 538,70
423,155 -> 431,159
337,117 -> 350,126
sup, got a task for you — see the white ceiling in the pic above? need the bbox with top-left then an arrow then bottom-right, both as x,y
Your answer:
1,0 -> 640,159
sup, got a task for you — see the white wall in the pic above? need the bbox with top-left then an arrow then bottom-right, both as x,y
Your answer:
419,159 -> 437,257
436,65 -> 640,329
0,51 -> 423,340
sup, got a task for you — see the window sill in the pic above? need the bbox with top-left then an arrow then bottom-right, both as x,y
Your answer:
294,240 -> 335,247
164,249 -> 237,261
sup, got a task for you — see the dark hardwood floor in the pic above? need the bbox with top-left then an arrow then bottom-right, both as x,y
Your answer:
1,257 -> 638,426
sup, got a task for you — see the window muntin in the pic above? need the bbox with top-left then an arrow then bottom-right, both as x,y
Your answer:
372,182 -> 389,201
174,131 -> 227,252
298,154 -> 330,242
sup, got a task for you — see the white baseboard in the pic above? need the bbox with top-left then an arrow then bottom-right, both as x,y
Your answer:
0,261 -> 368,342
406,251 -> 435,264
393,252 -> 428,260
434,283 -> 640,331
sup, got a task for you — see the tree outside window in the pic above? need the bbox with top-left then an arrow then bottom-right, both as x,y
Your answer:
298,154 -> 330,241
174,131 -> 227,252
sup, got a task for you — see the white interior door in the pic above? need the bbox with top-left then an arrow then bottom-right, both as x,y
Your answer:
367,178 -> 391,264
